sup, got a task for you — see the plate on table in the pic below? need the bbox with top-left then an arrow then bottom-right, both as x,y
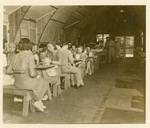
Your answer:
74,59 -> 82,63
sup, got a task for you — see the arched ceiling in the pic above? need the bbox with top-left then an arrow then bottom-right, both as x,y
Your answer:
4,5 -> 145,43
25,6 -> 57,20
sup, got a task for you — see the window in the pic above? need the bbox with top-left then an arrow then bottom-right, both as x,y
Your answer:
20,19 -> 36,43
96,34 -> 109,46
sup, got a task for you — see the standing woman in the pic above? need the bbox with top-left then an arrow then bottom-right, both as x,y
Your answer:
3,39 -> 14,86
80,47 -> 88,77
85,47 -> 95,75
32,43 -> 40,65
7,38 -> 49,112
7,43 -> 17,65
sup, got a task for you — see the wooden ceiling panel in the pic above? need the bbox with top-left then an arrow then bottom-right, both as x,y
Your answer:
25,6 -> 56,20
64,16 -> 79,28
52,6 -> 78,23
77,7 -> 89,16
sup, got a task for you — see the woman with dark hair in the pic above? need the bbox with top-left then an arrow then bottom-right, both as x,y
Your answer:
39,41 -> 61,97
7,38 -> 49,112
40,41 -> 55,60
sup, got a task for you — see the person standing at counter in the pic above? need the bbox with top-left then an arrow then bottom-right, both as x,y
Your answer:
105,37 -> 116,63
6,38 -> 49,112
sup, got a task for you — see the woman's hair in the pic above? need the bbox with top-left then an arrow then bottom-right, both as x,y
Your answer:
47,41 -> 57,49
17,38 -> 32,51
47,41 -> 55,46
38,43 -> 47,52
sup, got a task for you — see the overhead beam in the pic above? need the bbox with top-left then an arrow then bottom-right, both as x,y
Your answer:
64,21 -> 80,29
24,17 -> 36,23
71,16 -> 81,21
36,9 -> 57,21
50,5 -> 59,9
51,18 -> 65,24
76,11 -> 85,17
38,7 -> 58,42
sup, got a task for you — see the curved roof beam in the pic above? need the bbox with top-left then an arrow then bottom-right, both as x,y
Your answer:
37,6 -> 58,42
40,6 -> 79,42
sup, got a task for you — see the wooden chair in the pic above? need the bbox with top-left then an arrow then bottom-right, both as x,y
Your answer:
3,85 -> 35,117
3,84 -> 52,116
50,83 -> 61,98
60,74 -> 70,89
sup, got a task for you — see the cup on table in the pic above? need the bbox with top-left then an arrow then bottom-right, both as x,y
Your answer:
42,58 -> 50,66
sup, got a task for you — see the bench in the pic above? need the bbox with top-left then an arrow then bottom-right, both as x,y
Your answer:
3,85 -> 35,117
61,74 -> 70,89
3,85 -> 52,116
50,83 -> 61,98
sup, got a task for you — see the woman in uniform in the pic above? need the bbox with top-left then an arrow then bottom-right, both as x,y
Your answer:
7,38 -> 49,112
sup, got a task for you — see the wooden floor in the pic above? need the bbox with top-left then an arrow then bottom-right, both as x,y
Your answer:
3,58 -> 145,124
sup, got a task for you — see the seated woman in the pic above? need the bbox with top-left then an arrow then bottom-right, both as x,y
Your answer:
53,44 -> 62,67
70,45 -> 76,57
39,41 -> 61,97
39,44 -> 47,62
71,47 -> 84,86
75,47 -> 85,73
85,47 -> 95,75
7,38 -> 49,112
80,47 -> 88,77
53,44 -> 62,75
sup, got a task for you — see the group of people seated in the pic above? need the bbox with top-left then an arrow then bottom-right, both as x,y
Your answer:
3,38 -> 100,113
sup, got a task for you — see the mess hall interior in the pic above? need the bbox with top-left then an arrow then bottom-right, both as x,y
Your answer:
3,5 -> 146,124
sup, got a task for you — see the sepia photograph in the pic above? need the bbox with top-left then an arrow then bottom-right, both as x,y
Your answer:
2,3 -> 147,125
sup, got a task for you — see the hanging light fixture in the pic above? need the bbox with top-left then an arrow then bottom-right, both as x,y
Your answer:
120,9 -> 124,13
120,6 -> 125,13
